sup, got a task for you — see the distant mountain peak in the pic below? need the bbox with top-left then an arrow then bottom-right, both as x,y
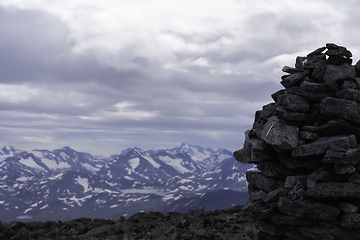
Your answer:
1,145 -> 21,155
179,143 -> 190,148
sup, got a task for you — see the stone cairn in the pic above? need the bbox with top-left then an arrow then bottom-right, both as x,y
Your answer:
234,43 -> 360,240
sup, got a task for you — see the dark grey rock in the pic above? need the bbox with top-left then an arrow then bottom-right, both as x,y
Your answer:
327,55 -> 353,65
318,118 -> 360,137
339,202 -> 359,214
282,66 -> 301,74
271,89 -> 285,103
339,214 -> 360,229
307,46 -> 326,57
323,64 -> 355,91
323,146 -> 360,165
302,125 -> 319,132
276,106 -> 309,122
336,89 -> 360,103
349,174 -> 360,183
252,230 -> 280,240
253,103 -> 277,130
285,230 -> 309,240
258,116 -> 299,152
304,54 -> 327,69
340,80 -> 359,89
355,60 -> 360,76
281,69 -> 311,88
307,170 -> 334,189
292,135 -> 356,157
281,94 -> 310,113
278,151 -> 322,169
295,56 -> 307,70
326,43 -> 340,50
234,131 -> 274,164
320,97 -> 360,123
249,190 -> 267,201
325,44 -> 352,58
278,196 -> 340,221
299,226 -> 340,240
284,176 -> 307,189
300,81 -> 327,92
306,182 -> 360,199
299,131 -> 319,140
311,57 -> 328,81
257,220 -> 286,236
263,188 -> 289,203
242,201 -> 277,220
246,171 -> 283,193
257,160 -> 295,178
271,214 -> 315,226
333,165 -> 356,174
288,180 -> 306,200
285,87 -> 330,101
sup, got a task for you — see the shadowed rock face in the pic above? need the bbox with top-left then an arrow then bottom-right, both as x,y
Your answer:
234,43 -> 360,240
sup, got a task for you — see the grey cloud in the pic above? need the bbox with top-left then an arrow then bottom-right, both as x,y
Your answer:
5,2 -> 358,155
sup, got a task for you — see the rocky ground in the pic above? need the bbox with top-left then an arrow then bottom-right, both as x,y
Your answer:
0,205 -> 254,240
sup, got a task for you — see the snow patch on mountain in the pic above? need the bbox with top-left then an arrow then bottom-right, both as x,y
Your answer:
75,177 -> 91,192
157,155 -> 189,174
136,150 -> 160,169
128,158 -> 140,170
18,157 -> 43,170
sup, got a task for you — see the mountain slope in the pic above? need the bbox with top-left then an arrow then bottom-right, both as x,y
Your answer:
162,189 -> 250,213
0,143 -> 252,222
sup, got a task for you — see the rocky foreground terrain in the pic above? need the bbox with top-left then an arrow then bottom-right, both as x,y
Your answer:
0,205 -> 253,240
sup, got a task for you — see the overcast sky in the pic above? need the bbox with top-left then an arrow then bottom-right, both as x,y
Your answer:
0,0 -> 359,155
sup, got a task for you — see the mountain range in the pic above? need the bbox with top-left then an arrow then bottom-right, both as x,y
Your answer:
0,143 -> 254,222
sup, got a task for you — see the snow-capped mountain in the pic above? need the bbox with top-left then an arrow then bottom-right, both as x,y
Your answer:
0,143 -> 254,222
0,145 -> 22,160
0,147 -> 106,177
147,143 -> 214,163
98,148 -> 180,189
201,148 -> 233,170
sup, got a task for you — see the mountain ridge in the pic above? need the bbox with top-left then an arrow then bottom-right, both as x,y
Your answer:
0,143 -> 253,222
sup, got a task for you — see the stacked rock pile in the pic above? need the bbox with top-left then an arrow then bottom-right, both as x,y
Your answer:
234,43 -> 360,240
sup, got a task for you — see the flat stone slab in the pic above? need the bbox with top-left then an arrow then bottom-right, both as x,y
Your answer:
246,171 -> 283,193
292,135 -> 356,157
306,182 -> 360,199
278,196 -> 340,221
259,116 -> 299,152
281,69 -> 311,88
321,97 -> 360,124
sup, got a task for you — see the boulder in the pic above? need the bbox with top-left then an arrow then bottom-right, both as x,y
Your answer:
321,97 -> 360,123
280,69 -> 311,88
258,116 -> 299,152
234,130 -> 274,164
292,135 -> 356,157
